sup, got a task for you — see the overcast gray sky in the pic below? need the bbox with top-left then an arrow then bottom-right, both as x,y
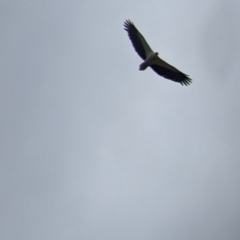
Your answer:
1,0 -> 240,240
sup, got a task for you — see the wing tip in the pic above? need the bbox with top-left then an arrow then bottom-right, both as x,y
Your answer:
123,19 -> 134,31
180,75 -> 192,86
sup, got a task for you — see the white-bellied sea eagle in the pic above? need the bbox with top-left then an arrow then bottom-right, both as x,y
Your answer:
124,20 -> 192,86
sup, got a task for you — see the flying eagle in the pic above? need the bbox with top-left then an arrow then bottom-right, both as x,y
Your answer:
124,20 -> 192,86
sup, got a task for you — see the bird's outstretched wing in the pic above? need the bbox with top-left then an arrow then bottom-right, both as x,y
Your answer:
150,58 -> 192,86
123,20 -> 153,60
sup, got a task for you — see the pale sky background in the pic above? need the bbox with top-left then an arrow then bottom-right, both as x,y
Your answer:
1,1 -> 240,240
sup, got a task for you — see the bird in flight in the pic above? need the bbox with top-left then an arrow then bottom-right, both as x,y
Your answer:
124,20 -> 192,86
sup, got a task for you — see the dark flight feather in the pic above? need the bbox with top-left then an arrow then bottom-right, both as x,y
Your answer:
150,64 -> 192,86
124,20 -> 147,60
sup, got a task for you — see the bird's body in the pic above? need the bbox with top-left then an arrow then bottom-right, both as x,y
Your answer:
139,52 -> 159,70
123,20 -> 192,86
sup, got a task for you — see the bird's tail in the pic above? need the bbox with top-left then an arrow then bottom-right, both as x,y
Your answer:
139,61 -> 148,70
